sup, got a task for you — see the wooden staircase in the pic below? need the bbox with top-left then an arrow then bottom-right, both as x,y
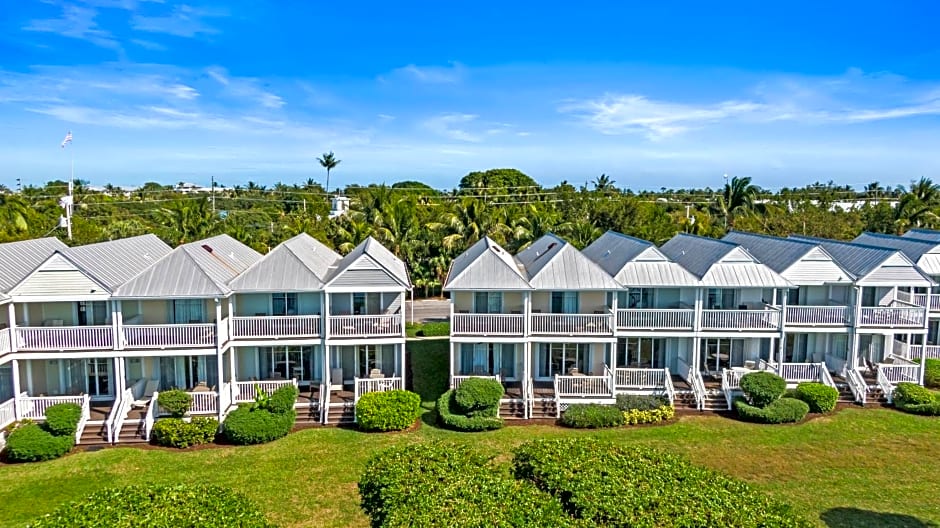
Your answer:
326,404 -> 355,425
79,423 -> 109,446
499,399 -> 525,419
674,390 -> 729,412
528,398 -> 557,419
115,420 -> 148,444
293,403 -> 322,426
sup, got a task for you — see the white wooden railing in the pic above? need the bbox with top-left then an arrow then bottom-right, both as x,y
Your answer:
857,306 -> 925,328
701,309 -> 781,330
230,315 -> 321,339
819,367 -> 836,389
354,377 -> 402,402
329,314 -> 402,338
0,397 -> 16,430
721,369 -> 748,410
902,345 -> 940,360
530,313 -> 612,335
554,374 -> 612,398
877,369 -> 895,404
616,309 -> 694,330
757,358 -> 777,372
19,395 -> 87,420
614,368 -> 668,390
910,293 -> 940,312
0,327 -> 10,354
123,324 -> 216,348
219,381 -> 232,419
186,391 -> 219,414
689,367 -> 706,411
144,391 -> 159,441
451,374 -> 500,389
451,314 -> 524,335
663,373 -> 676,405
845,368 -> 868,405
109,388 -> 134,444
73,395 -> 91,444
877,364 -> 920,403
15,326 -> 113,350
524,378 -> 534,420
825,354 -> 847,376
785,306 -> 850,326
778,363 -> 822,383
234,379 -> 298,403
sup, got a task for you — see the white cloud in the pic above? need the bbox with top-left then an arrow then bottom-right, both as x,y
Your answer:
130,38 -> 167,51
389,62 -> 466,84
131,4 -> 228,37
23,4 -> 121,50
423,113 -> 481,142
206,66 -> 284,108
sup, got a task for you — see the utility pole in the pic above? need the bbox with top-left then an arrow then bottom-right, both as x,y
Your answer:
211,175 -> 216,214
60,130 -> 74,240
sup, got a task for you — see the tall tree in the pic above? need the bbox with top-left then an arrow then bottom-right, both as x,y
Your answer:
716,176 -> 759,229
593,173 -> 616,193
317,151 -> 341,193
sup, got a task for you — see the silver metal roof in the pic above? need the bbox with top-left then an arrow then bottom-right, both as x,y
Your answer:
854,232 -> 940,275
230,233 -> 341,292
0,237 -> 68,293
516,233 -> 620,290
583,231 -> 699,287
722,231 -> 816,273
660,234 -> 792,287
114,234 -> 261,298
61,234 -> 172,291
443,237 -> 531,291
902,228 -> 940,241
789,235 -> 934,285
327,237 -> 411,288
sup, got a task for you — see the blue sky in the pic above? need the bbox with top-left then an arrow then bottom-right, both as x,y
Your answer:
2,1 -> 939,190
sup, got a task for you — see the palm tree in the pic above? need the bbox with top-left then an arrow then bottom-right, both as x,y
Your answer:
716,176 -> 759,229
593,173 -> 616,193
894,177 -> 940,231
0,193 -> 29,233
318,151 -> 341,194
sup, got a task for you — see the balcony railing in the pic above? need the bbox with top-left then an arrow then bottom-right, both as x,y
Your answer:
329,314 -> 402,338
234,379 -> 298,403
15,326 -> 113,351
451,374 -> 500,389
857,306 -> 925,328
554,374 -> 612,398
230,315 -> 321,339
530,313 -> 613,336
18,394 -> 88,420
785,306 -> 850,326
701,309 -> 781,331
354,376 -> 402,402
616,309 -> 694,330
452,313 -> 524,336
0,328 -> 10,354
910,293 -> 940,312
123,323 -> 216,349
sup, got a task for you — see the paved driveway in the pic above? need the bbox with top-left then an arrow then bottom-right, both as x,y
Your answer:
404,297 -> 449,323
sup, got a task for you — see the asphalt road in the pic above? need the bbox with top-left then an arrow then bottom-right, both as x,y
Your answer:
404,297 -> 449,323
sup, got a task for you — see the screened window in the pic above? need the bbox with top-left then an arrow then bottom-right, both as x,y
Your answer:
473,292 -> 503,314
550,292 -> 579,314
272,293 -> 298,316
173,299 -> 205,324
706,289 -> 736,310
627,288 -> 653,309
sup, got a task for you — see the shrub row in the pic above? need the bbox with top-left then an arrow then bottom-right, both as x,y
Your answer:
359,442 -> 573,528
4,402 -> 82,463
436,390 -> 503,431
734,397 -> 809,424
356,390 -> 421,432
157,389 -> 191,418
925,358 -> 940,389
223,384 -> 299,445
615,394 -> 668,411
26,484 -> 274,528
511,438 -> 811,527
794,382 -> 838,413
560,404 -> 624,428
624,404 -> 675,425
893,382 -> 940,416
152,417 -> 218,448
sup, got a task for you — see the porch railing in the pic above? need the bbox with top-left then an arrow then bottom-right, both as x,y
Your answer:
778,363 -> 822,383
616,309 -> 694,330
530,313 -> 612,336
845,368 -> 868,405
144,391 -> 159,441
614,367 -> 668,390
721,369 -> 747,410
20,395 -> 87,420
219,381 -> 232,419
554,374 -> 612,398
877,364 -> 921,404
689,367 -> 706,412
73,395 -> 91,444
329,314 -> 402,338
819,367 -> 836,389
757,358 -> 777,372
451,313 -> 524,336
857,306 -> 925,328
230,315 -> 322,339
0,397 -> 16,430
234,379 -> 298,403
123,323 -> 216,348
910,293 -> 940,312
451,374 -> 500,389
784,306 -> 850,326
15,326 -> 113,351
354,377 -> 402,402
898,344 -> 940,360
186,391 -> 219,415
109,388 -> 134,444
701,309 -> 781,331
524,378 -> 534,420
0,327 -> 10,354
663,373 -> 676,405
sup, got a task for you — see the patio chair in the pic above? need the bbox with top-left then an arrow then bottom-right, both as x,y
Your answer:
131,379 -> 159,408
330,368 -> 344,391
191,381 -> 209,392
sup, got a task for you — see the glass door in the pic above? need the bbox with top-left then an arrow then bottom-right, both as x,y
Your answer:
86,358 -> 112,397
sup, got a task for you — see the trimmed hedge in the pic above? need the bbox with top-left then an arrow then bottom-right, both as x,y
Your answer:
42,403 -> 83,437
560,404 -> 624,428
794,382 -> 838,413
151,417 -> 218,448
264,384 -> 300,415
436,390 -> 503,431
893,382 -> 940,416
356,390 -> 421,432
26,484 -> 274,527
222,406 -> 295,445
512,438 -> 811,527
408,340 -> 449,403
157,389 -> 191,418
740,371 -> 787,407
925,359 -> 940,389
453,378 -> 503,416
624,405 -> 675,425
615,394 -> 667,411
4,423 -> 73,462
735,397 -> 809,424
359,442 -> 573,528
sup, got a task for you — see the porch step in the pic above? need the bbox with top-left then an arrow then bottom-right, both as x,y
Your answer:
326,404 -> 355,424
675,391 -> 728,411
78,423 -> 108,445
529,399 -> 557,419
294,404 -> 322,425
116,421 -> 148,444
499,400 -> 525,420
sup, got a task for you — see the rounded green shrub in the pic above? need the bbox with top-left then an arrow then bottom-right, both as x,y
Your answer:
26,484 -> 274,528
42,403 -> 83,438
157,389 -> 192,418
436,390 -> 503,431
560,404 -> 624,428
356,390 -> 421,432
893,382 -> 940,416
794,382 -> 838,413
151,417 -> 218,448
615,394 -> 668,411
735,397 -> 809,424
924,359 -> 940,389
4,423 -> 73,462
740,371 -> 787,407
263,384 -> 299,415
222,406 -> 295,445
454,378 -> 504,416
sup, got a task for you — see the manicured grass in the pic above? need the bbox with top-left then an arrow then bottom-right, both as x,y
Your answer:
404,321 -> 450,338
1,409 -> 938,527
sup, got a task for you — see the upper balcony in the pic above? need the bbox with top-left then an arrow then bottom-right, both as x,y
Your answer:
616,308 -> 694,331
452,312 -> 524,337
856,304 -> 925,329
784,305 -> 851,327
230,315 -> 321,340
898,291 -> 940,313
530,312 -> 614,336
700,306 -> 781,331
328,314 -> 402,338
121,323 -> 217,349
15,325 -> 114,351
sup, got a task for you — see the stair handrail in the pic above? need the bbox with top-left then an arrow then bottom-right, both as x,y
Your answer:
662,368 -> 676,405
876,367 -> 895,404
526,377 -> 535,420
818,363 -> 836,388
553,375 -> 560,418
720,369 -> 734,410
845,367 -> 867,406
103,391 -> 124,444
688,366 -> 706,411
74,394 -> 91,445
110,388 -> 135,444
317,383 -> 326,424
144,391 -> 159,441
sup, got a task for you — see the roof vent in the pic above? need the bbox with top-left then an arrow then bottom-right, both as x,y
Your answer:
202,244 -> 213,253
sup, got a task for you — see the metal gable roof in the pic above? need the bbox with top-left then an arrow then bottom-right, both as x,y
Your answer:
327,237 -> 411,288
853,232 -> 940,275
660,234 -> 736,279
789,235 -> 933,285
516,233 -> 620,290
0,237 -> 68,293
583,231 -> 699,287
61,234 -> 172,291
444,237 -> 531,291
722,231 -> 816,273
661,234 -> 791,287
902,228 -> 940,241
230,233 -> 341,291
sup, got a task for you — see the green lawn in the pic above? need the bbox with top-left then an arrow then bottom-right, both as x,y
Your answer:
1,409 -> 938,528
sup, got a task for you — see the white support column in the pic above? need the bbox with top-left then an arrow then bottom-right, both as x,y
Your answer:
115,356 -> 126,397
323,292 -> 331,340
227,297 -> 235,338
399,342 -> 406,387
11,358 -> 21,419
523,292 -> 531,337
112,300 -> 123,351
229,343 -> 237,383
215,298 -> 224,421
7,303 -> 17,353
400,292 -> 407,339
610,290 -> 619,336
448,340 -> 455,385
850,286 -> 863,370
779,288 -> 788,366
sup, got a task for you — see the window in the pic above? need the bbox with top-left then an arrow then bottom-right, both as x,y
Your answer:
358,344 -> 394,377
272,293 -> 298,316
617,338 -> 665,368
260,346 -> 319,382
550,292 -> 579,314
538,343 -> 590,377
459,343 -> 516,377
700,338 -> 745,372
473,292 -> 503,314
77,301 -> 108,326
627,288 -> 653,309
353,292 -> 381,315
173,299 -> 205,324
787,288 -> 800,306
706,289 -> 736,310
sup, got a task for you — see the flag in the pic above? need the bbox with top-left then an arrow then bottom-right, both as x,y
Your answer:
61,131 -> 72,148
